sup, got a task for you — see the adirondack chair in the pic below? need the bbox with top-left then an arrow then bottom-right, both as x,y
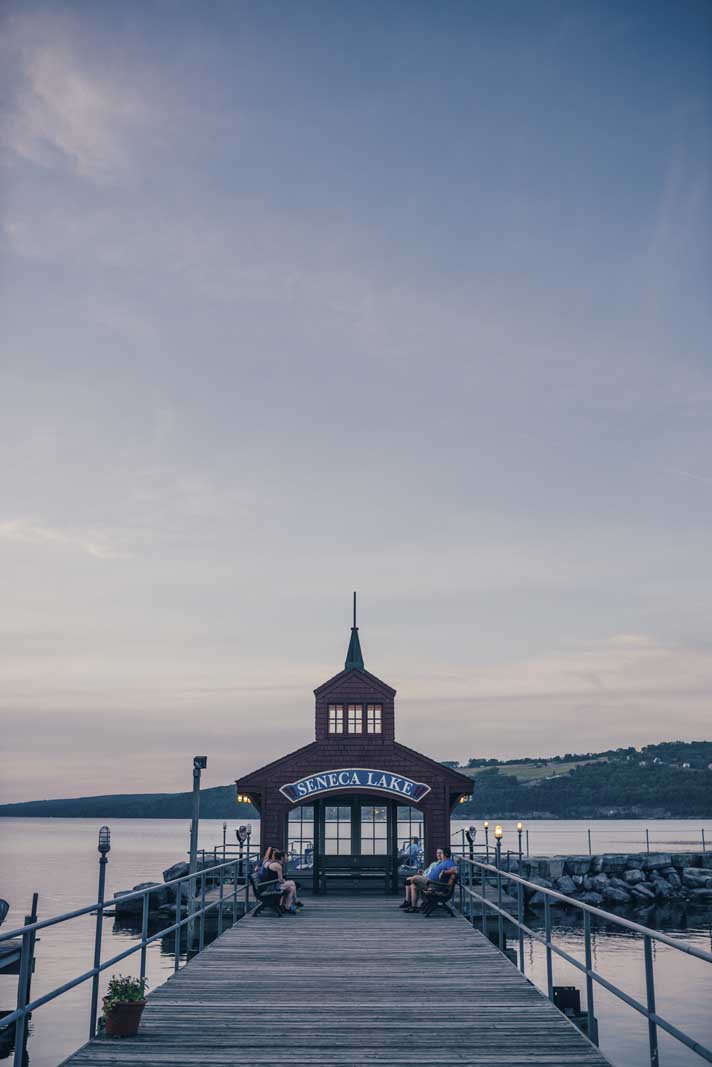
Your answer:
248,875 -> 283,917
421,870 -> 458,917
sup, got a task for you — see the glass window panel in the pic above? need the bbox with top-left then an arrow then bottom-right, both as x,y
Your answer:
338,806 -> 350,820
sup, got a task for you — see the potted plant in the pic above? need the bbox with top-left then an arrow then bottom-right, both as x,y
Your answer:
102,975 -> 148,1037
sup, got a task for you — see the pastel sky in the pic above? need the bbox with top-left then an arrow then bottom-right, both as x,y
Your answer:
1,0 -> 710,803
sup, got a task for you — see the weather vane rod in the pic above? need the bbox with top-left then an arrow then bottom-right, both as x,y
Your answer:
353,590 -> 357,629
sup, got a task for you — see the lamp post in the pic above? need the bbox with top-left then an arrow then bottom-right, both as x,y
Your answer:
222,822 -> 227,860
89,826 -> 111,1038
188,757 -> 207,948
484,820 -> 490,862
517,822 -> 524,868
494,824 -> 504,950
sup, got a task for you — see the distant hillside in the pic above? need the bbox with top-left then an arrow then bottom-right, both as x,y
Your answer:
1,741 -> 710,820
0,785 -> 256,820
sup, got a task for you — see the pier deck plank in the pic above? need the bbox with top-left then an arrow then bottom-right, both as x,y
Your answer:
62,895 -> 610,1066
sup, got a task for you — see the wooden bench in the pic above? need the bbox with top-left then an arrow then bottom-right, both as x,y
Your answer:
248,875 -> 283,917
319,855 -> 391,893
421,871 -> 459,917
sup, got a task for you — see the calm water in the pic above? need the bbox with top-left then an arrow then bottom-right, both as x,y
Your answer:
1,818 -> 711,1067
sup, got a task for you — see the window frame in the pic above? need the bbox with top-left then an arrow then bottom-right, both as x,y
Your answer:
328,704 -> 344,734
347,704 -> 363,734
366,704 -> 382,734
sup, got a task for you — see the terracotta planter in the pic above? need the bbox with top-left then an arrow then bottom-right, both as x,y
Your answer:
104,1000 -> 146,1037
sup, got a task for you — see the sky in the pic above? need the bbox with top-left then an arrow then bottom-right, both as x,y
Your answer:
1,0 -> 710,804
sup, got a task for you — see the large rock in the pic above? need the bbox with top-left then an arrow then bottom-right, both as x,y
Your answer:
688,888 -> 712,904
556,875 -> 577,896
592,873 -> 609,891
581,891 -> 603,906
114,882 -> 168,915
572,875 -> 584,887
682,868 -> 712,889
609,877 -> 630,892
701,854 -> 712,870
592,853 -> 636,874
624,869 -> 645,885
662,868 -> 682,889
641,853 -> 672,870
538,858 -> 565,880
670,852 -> 702,869
163,861 -> 190,883
630,884 -> 655,901
604,886 -> 631,905
650,876 -> 673,899
525,875 -> 553,895
564,856 -> 592,875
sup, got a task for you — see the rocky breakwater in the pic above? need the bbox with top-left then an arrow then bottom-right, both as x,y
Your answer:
113,861 -> 196,919
513,851 -> 712,914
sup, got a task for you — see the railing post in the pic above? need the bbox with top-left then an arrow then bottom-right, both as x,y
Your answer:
481,862 -> 487,935
495,846 -> 504,951
584,910 -> 598,1045
644,935 -> 659,1067
232,861 -> 238,924
89,847 -> 109,1039
517,881 -> 525,973
544,896 -> 553,1001
199,871 -> 206,951
140,890 -> 149,982
13,895 -> 37,1067
703,828 -> 706,853
218,864 -> 225,936
174,881 -> 182,973
645,828 -> 650,853
525,829 -> 529,856
587,828 -> 592,856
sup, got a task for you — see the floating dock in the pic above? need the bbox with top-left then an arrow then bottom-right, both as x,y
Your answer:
61,894 -> 609,1067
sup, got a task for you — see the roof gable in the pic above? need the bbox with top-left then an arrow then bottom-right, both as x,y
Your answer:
314,666 -> 396,698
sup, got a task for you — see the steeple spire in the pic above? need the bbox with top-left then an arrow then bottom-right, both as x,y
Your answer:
344,591 -> 364,671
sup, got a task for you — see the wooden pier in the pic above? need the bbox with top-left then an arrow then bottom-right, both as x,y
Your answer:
62,894 -> 610,1067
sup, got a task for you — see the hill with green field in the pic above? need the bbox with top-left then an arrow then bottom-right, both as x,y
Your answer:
1,741 -> 710,819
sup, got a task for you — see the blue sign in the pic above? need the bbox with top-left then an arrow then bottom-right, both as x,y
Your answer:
280,768 -> 431,803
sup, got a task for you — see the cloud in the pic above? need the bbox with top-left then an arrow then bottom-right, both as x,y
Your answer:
0,518 -> 129,560
1,10 -> 151,181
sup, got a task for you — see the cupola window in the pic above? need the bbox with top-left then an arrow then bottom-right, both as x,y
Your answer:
328,704 -> 344,734
347,704 -> 363,734
367,704 -> 382,734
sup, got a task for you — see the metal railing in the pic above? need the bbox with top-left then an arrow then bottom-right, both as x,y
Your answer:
451,823 -> 709,857
0,858 -> 249,1067
455,855 -> 712,1066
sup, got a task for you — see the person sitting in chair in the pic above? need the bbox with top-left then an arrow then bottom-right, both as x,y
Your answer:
265,849 -> 300,914
399,847 -> 456,912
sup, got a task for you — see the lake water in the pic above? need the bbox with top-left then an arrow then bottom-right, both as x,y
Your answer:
1,817 -> 711,1067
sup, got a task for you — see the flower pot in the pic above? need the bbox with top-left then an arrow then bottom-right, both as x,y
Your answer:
104,1000 -> 146,1037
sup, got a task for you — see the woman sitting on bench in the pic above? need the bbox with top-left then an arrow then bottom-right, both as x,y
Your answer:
264,849 -> 299,914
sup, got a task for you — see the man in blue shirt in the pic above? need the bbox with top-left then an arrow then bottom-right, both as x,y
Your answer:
399,847 -> 456,911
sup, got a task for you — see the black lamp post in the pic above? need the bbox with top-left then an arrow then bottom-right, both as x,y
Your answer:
89,826 -> 111,1038
494,824 -> 504,949
484,820 -> 490,861
517,821 -> 523,868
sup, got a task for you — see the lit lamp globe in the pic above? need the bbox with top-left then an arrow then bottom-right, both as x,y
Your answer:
494,824 -> 503,840
98,826 -> 111,854
517,821 -> 523,832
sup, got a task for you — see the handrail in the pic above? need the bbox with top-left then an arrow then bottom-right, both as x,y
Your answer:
0,856 -> 250,1067
456,855 -> 712,1066
0,860 -> 241,943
